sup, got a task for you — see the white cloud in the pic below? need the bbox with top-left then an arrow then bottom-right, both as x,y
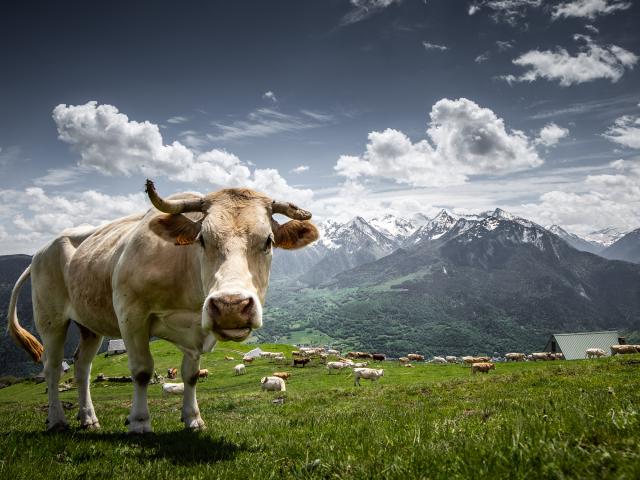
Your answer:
535,123 -> 570,147
52,101 -> 312,204
496,40 -> 515,51
208,108 -> 333,142
422,41 -> 448,51
503,35 -> 638,86
263,91 -> 277,103
334,97 -> 543,187
603,115 -> 640,148
33,166 -> 86,186
584,24 -> 599,34
552,0 -> 631,19
469,0 -> 542,25
340,0 -> 401,26
167,116 -> 188,124
475,52 -> 490,63
290,165 -> 310,174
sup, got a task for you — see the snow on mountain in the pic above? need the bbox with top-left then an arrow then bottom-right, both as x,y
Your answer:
368,214 -> 418,241
546,225 -> 603,254
404,209 -> 458,245
584,227 -> 628,248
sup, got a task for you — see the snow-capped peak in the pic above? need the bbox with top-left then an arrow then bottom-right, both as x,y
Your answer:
584,227 -> 628,247
368,214 -> 418,240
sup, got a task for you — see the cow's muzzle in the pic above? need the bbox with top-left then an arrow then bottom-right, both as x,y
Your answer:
203,291 -> 262,342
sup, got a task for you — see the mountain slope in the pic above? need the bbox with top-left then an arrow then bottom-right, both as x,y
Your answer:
601,228 -> 640,264
261,213 -> 640,356
546,225 -> 603,254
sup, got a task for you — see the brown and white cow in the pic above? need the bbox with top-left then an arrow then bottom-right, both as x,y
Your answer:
7,180 -> 318,433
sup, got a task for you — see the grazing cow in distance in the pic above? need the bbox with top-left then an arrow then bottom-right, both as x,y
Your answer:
326,349 -> 340,356
243,356 -> 255,364
197,369 -> 209,378
7,179 -> 318,433
353,368 -> 384,386
407,354 -> 424,362
530,352 -> 552,361
431,356 -> 447,364
611,345 -> 639,355
261,376 -> 286,392
293,358 -> 310,368
272,372 -> 291,381
586,348 -> 606,359
234,364 -> 246,375
471,363 -> 495,375
372,353 -> 386,362
505,353 -> 525,362
326,361 -> 350,373
167,367 -> 178,379
445,356 -> 458,363
162,383 -> 184,396
398,357 -> 410,364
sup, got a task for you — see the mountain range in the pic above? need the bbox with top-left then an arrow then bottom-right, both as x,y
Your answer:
2,209 -> 640,375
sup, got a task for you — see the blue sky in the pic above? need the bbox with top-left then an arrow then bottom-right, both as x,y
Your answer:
1,0 -> 639,254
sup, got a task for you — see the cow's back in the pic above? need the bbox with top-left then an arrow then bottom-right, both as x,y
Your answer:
66,213 -> 144,337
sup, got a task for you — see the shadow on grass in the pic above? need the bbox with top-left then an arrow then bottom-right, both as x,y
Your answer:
3,430 -> 250,465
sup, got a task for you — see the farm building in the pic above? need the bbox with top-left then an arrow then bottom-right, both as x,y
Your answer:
544,331 -> 623,360
106,339 -> 126,356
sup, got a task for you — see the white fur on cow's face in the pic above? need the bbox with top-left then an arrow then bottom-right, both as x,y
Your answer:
197,203 -> 272,341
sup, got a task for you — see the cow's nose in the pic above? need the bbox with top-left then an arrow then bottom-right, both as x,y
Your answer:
207,294 -> 254,323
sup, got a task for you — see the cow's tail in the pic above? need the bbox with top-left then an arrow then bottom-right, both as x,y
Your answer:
7,265 -> 44,362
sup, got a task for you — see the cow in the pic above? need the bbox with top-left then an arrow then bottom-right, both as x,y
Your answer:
326,361 -> 350,373
471,363 -> 495,375
353,368 -> 384,386
407,354 -> 424,362
505,353 -> 525,362
431,356 -> 447,364
7,180 -> 318,433
586,348 -> 606,359
372,353 -> 386,362
167,367 -> 178,379
271,372 -> 291,381
234,364 -> 246,375
260,376 -> 286,392
398,357 -> 410,364
197,369 -> 209,378
293,358 -> 310,368
242,356 -> 255,364
162,383 -> 185,396
326,349 -> 340,356
445,356 -> 458,363
530,352 -> 552,361
611,345 -> 639,355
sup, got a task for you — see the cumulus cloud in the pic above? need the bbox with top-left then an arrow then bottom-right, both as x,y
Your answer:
552,0 -> 631,19
334,98 -> 543,187
340,0 -> 401,26
422,41 -> 448,51
535,123 -> 570,147
519,159 -> 640,234
603,115 -> 640,148
263,91 -> 277,103
503,35 -> 638,86
290,165 -> 310,174
52,101 -> 312,204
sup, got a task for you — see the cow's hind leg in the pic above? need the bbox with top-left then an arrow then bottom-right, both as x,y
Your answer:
41,324 -> 70,431
73,323 -> 103,430
181,352 -> 205,430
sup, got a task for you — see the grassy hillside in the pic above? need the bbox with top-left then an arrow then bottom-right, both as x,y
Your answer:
1,341 -> 639,479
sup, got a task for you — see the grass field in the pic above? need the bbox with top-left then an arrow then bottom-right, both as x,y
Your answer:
0,341 -> 639,479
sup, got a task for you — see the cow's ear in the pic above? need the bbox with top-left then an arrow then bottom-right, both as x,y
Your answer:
272,220 -> 319,250
149,214 -> 202,246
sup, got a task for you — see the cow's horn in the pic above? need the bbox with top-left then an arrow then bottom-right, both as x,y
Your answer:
145,179 -> 205,214
271,201 -> 312,220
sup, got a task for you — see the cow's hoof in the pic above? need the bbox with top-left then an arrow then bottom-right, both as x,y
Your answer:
127,419 -> 152,434
185,417 -> 206,431
46,421 -> 69,432
81,420 -> 101,431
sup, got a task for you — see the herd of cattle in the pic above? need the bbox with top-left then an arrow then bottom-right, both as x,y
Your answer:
158,343 -> 640,396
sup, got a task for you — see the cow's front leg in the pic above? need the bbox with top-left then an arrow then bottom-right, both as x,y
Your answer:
181,352 -> 205,430
122,332 -> 154,434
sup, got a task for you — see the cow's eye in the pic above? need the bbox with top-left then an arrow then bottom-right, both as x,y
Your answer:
264,234 -> 273,253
